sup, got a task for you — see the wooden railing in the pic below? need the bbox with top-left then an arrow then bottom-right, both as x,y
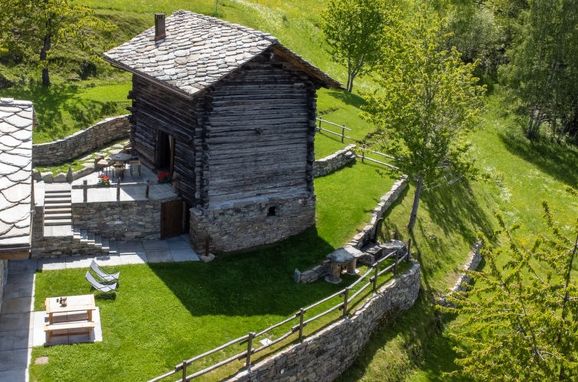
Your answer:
358,148 -> 398,170
316,117 -> 352,143
149,243 -> 412,382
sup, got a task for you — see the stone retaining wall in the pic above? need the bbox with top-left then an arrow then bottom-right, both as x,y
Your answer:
72,199 -> 168,240
228,261 -> 421,382
33,115 -> 130,166
313,144 -> 357,177
348,177 -> 409,249
190,196 -> 316,254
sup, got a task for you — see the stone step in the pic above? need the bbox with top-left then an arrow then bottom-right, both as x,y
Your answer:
44,224 -> 72,237
44,184 -> 71,192
43,213 -> 71,220
44,198 -> 71,204
44,203 -> 71,209
44,219 -> 72,226
43,207 -> 71,214
45,192 -> 71,198
45,189 -> 71,194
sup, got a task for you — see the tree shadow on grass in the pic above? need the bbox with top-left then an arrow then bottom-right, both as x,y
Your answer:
499,130 -> 578,188
422,180 -> 495,245
338,295 -> 463,382
148,228 -> 348,318
326,89 -> 367,108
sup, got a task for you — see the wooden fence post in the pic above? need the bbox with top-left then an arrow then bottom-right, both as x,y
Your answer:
341,125 -> 345,143
361,150 -> 365,163
298,308 -> 305,342
116,181 -> 121,202
372,263 -> 378,293
83,180 -> 87,203
145,180 -> 150,199
181,360 -> 187,382
407,238 -> 412,260
318,118 -> 322,132
246,332 -> 255,370
342,287 -> 350,318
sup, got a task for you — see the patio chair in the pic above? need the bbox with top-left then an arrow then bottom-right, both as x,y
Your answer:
90,260 -> 120,283
85,271 -> 117,293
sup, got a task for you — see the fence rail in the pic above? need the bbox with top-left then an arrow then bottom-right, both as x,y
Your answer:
357,148 -> 398,170
148,243 -> 412,382
316,117 -> 352,143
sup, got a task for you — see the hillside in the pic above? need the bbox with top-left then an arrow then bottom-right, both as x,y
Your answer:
1,1 -> 576,381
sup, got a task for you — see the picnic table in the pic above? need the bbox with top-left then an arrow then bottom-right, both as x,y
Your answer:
44,294 -> 96,342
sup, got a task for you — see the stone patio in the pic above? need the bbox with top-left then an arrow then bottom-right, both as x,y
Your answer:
0,235 -> 199,381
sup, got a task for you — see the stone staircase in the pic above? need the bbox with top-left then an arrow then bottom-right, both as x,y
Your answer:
40,184 -> 118,257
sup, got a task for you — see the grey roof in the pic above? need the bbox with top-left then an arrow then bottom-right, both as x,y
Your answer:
104,10 -> 339,97
0,98 -> 33,249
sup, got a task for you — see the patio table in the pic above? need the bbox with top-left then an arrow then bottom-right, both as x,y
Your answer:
45,294 -> 96,324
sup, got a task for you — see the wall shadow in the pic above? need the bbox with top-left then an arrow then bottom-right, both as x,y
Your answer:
499,130 -> 578,188
148,228 -> 349,318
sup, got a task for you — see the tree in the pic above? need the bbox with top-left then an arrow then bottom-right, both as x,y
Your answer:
0,0 -> 113,86
364,7 -> 485,231
321,0 -> 390,93
446,201 -> 578,381
500,0 -> 578,141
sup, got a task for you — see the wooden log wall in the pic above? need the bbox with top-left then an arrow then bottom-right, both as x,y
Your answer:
130,75 -> 202,206
205,52 -> 317,206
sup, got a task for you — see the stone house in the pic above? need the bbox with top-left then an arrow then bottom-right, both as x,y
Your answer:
0,99 -> 34,309
104,11 -> 340,253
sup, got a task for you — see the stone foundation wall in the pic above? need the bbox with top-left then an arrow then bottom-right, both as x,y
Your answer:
190,196 -> 316,254
348,177 -> 409,249
313,144 -> 356,177
228,261 -> 421,382
33,115 -> 130,166
0,259 -> 7,312
72,200 -> 165,240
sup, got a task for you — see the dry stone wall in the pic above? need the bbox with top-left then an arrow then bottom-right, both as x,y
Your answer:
228,261 -> 421,382
72,200 -> 166,240
313,144 -> 356,177
33,115 -> 130,166
348,177 -> 409,249
190,196 -> 316,254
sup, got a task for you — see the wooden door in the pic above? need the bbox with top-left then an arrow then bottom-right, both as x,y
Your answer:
161,199 -> 184,239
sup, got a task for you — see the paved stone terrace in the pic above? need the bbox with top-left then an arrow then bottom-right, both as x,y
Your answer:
0,235 -> 199,381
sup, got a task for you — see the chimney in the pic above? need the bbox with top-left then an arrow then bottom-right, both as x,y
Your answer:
155,13 -> 166,41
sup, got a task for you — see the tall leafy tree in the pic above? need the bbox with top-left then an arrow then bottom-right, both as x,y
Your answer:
446,201 -> 578,381
501,0 -> 578,140
0,0 -> 113,86
321,0 -> 391,92
364,6 -> 485,231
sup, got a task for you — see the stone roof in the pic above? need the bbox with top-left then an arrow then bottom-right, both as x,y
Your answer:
0,99 -> 33,249
104,10 -> 339,97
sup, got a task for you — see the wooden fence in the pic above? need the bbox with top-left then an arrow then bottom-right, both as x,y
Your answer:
357,148 -> 398,170
316,117 -> 352,143
149,243 -> 412,382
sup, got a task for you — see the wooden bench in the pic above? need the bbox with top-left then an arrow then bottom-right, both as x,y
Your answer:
44,321 -> 96,342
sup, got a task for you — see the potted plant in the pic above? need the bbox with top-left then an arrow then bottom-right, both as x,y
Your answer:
157,171 -> 171,184
98,174 -> 111,187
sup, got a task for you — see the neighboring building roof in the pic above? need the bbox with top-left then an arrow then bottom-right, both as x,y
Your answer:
104,10 -> 340,98
0,98 -> 33,249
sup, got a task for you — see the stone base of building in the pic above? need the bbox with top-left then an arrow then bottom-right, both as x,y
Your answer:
190,195 -> 316,254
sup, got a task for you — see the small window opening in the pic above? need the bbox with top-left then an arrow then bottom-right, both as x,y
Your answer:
267,206 -> 277,217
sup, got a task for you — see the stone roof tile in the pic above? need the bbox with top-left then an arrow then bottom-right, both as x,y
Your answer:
104,10 -> 339,97
0,98 -> 33,249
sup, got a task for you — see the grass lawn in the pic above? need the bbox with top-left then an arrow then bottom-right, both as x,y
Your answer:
30,162 -> 397,381
338,93 -> 578,382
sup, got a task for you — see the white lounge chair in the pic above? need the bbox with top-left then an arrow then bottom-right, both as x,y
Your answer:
85,271 -> 117,293
90,260 -> 120,283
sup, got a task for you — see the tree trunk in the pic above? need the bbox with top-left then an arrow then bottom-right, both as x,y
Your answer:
40,33 -> 51,87
346,72 -> 356,93
408,177 -> 423,232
